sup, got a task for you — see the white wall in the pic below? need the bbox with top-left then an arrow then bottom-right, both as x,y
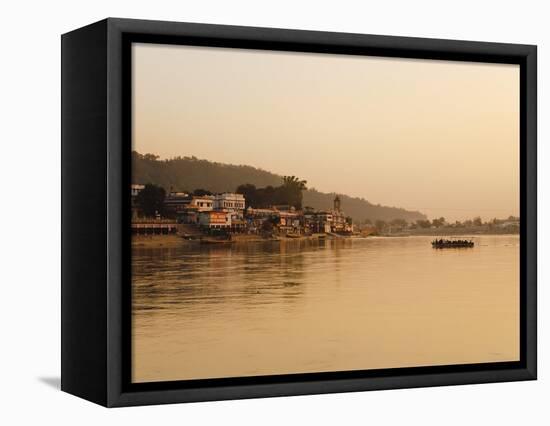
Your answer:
1,0 -> 546,423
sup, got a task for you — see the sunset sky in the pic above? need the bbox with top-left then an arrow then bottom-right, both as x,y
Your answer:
132,43 -> 519,221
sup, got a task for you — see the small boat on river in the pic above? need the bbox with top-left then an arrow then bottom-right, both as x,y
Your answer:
432,238 -> 474,248
285,233 -> 302,239
200,237 -> 235,245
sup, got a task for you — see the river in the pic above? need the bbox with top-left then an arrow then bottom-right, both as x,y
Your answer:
131,235 -> 519,383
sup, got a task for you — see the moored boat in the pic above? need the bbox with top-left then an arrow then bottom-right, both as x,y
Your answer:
285,233 -> 301,239
200,237 -> 235,245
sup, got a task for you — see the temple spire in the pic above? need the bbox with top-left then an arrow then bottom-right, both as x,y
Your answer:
334,195 -> 341,212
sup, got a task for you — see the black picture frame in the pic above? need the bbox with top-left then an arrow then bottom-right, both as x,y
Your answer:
61,17 -> 537,407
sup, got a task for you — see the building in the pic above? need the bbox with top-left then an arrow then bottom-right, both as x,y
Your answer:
333,195 -> 341,211
188,195 -> 214,211
245,207 -> 278,234
213,193 -> 245,213
131,184 -> 145,197
164,193 -> 214,223
131,184 -> 145,219
167,191 -> 189,198
278,211 -> 302,234
213,193 -> 246,231
131,218 -> 178,235
246,207 -> 277,217
330,195 -> 347,231
304,211 -> 331,233
198,210 -> 232,229
272,205 -> 295,212
496,218 -> 520,232
303,195 -> 352,234
163,191 -> 191,217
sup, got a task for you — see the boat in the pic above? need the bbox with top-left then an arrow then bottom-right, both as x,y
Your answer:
432,238 -> 474,248
285,233 -> 302,239
200,237 -> 235,245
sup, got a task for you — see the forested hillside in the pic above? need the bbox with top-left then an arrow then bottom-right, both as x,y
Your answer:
132,152 -> 426,222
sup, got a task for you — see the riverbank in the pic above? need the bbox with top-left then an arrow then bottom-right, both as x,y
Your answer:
131,230 -> 520,247
402,227 -> 519,236
132,232 -> 345,247
132,234 -> 191,248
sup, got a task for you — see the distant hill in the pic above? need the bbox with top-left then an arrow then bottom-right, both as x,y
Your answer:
302,190 -> 426,223
132,152 -> 426,222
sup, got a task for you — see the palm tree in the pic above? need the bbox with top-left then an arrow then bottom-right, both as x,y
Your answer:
281,176 -> 308,209
282,175 -> 308,190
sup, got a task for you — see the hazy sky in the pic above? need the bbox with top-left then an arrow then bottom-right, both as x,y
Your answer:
132,43 -> 519,221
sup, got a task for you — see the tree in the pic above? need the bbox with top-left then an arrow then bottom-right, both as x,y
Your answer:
236,183 -> 257,208
135,184 -> 166,217
282,175 -> 307,189
375,220 -> 387,232
432,217 -> 446,228
236,177 -> 307,209
193,188 -> 212,196
473,216 -> 483,227
132,152 -> 160,162
391,218 -> 408,228
262,185 -> 277,206
281,175 -> 307,209
416,219 -> 431,229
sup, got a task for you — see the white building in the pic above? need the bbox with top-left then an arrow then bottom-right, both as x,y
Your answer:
188,196 -> 214,211
131,184 -> 145,197
214,193 -> 245,212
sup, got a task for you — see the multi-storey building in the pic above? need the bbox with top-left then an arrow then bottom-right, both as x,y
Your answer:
131,184 -> 146,218
198,210 -> 232,229
188,195 -> 214,211
163,192 -> 190,217
131,184 -> 145,197
213,193 -> 245,212
164,193 -> 215,223
303,195 -> 352,234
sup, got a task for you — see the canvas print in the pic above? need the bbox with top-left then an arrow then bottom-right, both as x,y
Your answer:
130,43 -> 520,383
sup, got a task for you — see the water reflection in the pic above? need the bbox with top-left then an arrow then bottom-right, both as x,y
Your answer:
133,239 -> 322,314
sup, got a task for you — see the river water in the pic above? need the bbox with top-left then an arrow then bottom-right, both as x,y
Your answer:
131,235 -> 519,383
